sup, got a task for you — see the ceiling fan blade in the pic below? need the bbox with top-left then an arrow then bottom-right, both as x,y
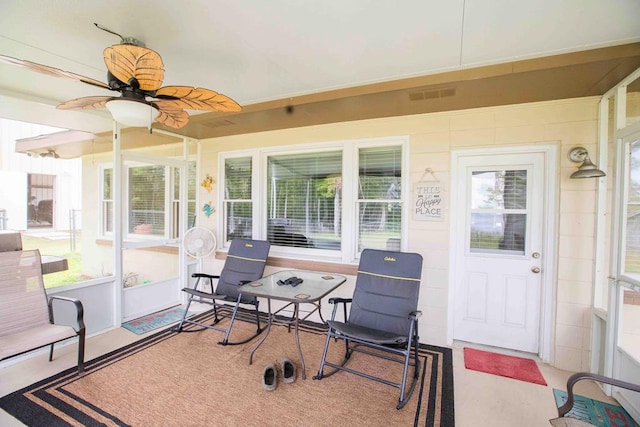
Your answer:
0,54 -> 110,90
57,96 -> 111,110
154,104 -> 189,129
104,45 -> 164,91
155,86 -> 242,112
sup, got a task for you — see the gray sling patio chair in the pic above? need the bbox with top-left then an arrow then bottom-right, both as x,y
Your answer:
314,248 -> 423,409
0,249 -> 85,373
176,239 -> 270,345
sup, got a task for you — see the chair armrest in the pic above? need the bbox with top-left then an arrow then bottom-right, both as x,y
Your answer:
409,310 -> 422,319
48,296 -> 85,333
558,372 -> 640,417
192,273 -> 220,279
328,297 -> 352,304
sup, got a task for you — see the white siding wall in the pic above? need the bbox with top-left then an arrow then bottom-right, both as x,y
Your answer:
196,97 -> 601,372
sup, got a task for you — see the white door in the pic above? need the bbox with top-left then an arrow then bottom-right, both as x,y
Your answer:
452,151 -> 546,353
120,156 -> 185,322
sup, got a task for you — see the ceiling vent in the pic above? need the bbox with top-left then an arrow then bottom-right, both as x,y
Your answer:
408,87 -> 456,101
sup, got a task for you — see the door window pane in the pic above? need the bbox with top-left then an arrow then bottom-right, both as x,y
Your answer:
470,170 -> 527,255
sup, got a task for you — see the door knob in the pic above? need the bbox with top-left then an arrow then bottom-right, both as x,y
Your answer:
531,266 -> 541,274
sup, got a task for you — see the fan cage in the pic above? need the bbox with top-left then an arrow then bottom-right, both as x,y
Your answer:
183,227 -> 216,258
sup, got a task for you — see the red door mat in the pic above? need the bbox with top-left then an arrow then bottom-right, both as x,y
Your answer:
464,347 -> 547,385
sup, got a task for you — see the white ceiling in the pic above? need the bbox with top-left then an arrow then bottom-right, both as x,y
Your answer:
1,0 -> 639,134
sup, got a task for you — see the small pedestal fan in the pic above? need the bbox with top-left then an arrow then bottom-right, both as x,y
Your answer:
183,227 -> 217,263
182,227 -> 217,310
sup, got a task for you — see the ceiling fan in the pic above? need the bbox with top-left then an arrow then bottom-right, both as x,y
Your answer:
0,24 -> 242,129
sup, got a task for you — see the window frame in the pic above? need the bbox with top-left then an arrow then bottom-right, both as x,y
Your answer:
99,158 -> 196,241
218,137 -> 409,263
617,129 -> 640,291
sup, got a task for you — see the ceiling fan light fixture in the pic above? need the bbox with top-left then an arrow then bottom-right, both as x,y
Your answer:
105,99 -> 159,128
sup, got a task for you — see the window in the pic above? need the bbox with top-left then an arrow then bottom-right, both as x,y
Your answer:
102,168 -> 113,234
469,169 -> 527,255
357,146 -> 402,252
223,157 -> 253,241
616,131 -> 640,362
100,161 -> 196,239
267,151 -> 342,250
623,140 -> 640,279
220,138 -> 407,261
129,165 -> 166,235
173,162 -> 197,237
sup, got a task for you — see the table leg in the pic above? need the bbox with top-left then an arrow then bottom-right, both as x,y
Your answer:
249,298 -> 272,365
292,303 -> 307,380
317,301 -> 327,325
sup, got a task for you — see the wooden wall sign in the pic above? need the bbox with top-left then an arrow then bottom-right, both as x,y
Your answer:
413,182 -> 444,221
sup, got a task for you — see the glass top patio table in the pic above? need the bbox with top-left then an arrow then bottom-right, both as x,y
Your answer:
240,269 -> 347,379
241,269 -> 346,303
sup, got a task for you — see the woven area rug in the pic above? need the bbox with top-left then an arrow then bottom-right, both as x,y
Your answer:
552,389 -> 638,427
121,307 -> 192,335
463,347 -> 547,386
0,310 -> 455,427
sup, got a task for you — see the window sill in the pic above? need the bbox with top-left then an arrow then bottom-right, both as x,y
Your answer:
97,239 -> 356,275
214,251 -> 358,276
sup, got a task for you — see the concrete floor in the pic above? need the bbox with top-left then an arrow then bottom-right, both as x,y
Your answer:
0,325 -> 618,427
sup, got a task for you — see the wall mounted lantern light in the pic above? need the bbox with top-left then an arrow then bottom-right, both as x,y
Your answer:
568,147 -> 606,179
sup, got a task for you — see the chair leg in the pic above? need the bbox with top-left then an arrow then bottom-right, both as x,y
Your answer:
211,301 -> 220,324
313,327 -> 334,380
49,343 -> 54,362
397,321 -> 421,409
398,345 -> 411,407
77,329 -> 85,374
208,278 -> 222,324
219,296 -> 242,345
176,295 -> 194,332
219,298 -> 263,346
413,324 -> 420,379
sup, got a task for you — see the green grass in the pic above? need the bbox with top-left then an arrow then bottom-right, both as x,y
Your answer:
21,234 -> 88,289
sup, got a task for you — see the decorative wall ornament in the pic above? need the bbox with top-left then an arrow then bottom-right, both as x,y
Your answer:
413,169 -> 444,221
200,174 -> 215,192
203,202 -> 215,217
